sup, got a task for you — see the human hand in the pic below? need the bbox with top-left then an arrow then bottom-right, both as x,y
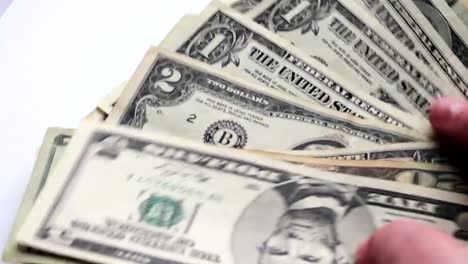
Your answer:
430,97 -> 468,146
355,97 -> 468,264
355,220 -> 468,264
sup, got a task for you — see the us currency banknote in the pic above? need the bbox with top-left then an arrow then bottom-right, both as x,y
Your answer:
447,0 -> 468,27
224,0 -> 468,41
248,151 -> 466,193
2,128 -> 78,264
107,48 -> 424,151
159,7 -> 429,130
82,109 -> 107,123
272,142 -> 446,163
221,0 -> 263,13
97,81 -> 127,115
415,0 -> 468,65
356,0 -> 468,98
303,160 -> 465,193
284,141 -> 468,168
17,124 -> 468,264
244,0 -> 460,116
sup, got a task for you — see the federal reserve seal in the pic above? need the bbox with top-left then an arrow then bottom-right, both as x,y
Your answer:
138,195 -> 184,228
204,120 -> 248,148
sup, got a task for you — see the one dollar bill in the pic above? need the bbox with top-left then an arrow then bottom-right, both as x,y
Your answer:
17,123 -> 468,264
414,0 -> 468,66
159,6 -> 428,131
356,0 -> 468,98
448,0 -> 468,28
275,142 -> 446,163
278,141 -> 468,167
244,0 -> 460,116
107,48 -> 424,151
247,151 -> 465,193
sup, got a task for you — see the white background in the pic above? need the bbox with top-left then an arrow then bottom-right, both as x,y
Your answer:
0,0 -> 210,259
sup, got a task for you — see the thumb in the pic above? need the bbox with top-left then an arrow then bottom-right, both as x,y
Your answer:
430,97 -> 468,146
355,220 -> 468,264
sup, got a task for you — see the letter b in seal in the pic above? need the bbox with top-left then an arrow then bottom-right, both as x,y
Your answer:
204,120 -> 248,148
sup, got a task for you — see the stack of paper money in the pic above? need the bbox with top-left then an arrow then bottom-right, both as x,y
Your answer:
4,1 -> 468,264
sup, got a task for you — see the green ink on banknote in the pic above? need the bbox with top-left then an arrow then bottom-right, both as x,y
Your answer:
139,195 -> 184,227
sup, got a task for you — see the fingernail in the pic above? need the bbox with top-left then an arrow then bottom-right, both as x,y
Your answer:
430,98 -> 467,131
355,237 -> 372,264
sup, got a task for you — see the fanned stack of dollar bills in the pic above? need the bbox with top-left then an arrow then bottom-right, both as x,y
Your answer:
4,1 -> 468,264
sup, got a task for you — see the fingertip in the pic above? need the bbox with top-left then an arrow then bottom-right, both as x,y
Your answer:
355,220 -> 418,264
430,97 -> 468,140
429,98 -> 450,130
355,220 -> 468,264
355,237 -> 371,264
430,98 -> 459,129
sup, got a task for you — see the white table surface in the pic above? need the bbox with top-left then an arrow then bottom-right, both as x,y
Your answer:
0,0 -> 210,259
